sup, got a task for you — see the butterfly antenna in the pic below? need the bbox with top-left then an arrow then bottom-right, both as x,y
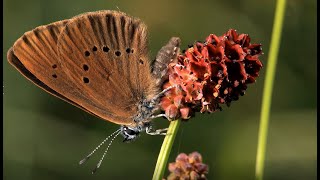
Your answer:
92,130 -> 121,174
79,129 -> 121,165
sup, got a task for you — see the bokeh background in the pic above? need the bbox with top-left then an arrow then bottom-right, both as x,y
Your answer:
3,0 -> 316,180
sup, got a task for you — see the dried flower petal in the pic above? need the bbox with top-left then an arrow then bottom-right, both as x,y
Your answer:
194,163 -> 209,174
179,107 -> 191,119
190,171 -> 200,180
165,104 -> 179,119
176,153 -> 189,163
189,152 -> 202,164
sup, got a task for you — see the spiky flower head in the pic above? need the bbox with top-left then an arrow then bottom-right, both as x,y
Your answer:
160,29 -> 263,119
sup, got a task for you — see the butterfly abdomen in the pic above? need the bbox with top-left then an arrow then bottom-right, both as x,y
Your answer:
152,37 -> 181,87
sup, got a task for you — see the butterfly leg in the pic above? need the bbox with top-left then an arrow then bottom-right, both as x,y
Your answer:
150,85 -> 178,106
159,85 -> 178,96
150,113 -> 168,119
146,126 -> 168,136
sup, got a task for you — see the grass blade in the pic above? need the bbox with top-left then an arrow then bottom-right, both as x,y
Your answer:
255,0 -> 287,179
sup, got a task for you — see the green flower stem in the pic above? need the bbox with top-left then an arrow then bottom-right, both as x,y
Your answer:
152,119 -> 181,180
255,0 -> 287,180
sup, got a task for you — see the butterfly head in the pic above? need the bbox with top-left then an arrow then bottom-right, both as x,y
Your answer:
120,121 -> 151,142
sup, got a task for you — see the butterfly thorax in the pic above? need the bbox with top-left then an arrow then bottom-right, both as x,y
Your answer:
133,98 -> 159,123
119,98 -> 159,142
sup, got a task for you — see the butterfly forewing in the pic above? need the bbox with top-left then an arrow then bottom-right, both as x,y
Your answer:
8,10 -> 158,125
56,11 -> 157,125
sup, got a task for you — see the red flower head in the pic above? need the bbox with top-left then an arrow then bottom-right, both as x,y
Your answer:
160,29 -> 263,119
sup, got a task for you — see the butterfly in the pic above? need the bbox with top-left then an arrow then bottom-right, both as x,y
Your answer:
7,10 -> 181,172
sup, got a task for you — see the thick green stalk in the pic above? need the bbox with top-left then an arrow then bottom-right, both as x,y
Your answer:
152,119 -> 181,180
255,0 -> 287,180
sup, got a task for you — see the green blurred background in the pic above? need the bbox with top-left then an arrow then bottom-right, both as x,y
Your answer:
3,0 -> 316,179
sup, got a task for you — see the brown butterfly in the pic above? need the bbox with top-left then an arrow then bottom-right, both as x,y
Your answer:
7,10 -> 181,172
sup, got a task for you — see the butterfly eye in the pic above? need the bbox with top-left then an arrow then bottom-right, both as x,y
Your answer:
126,129 -> 135,135
124,127 -> 139,136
